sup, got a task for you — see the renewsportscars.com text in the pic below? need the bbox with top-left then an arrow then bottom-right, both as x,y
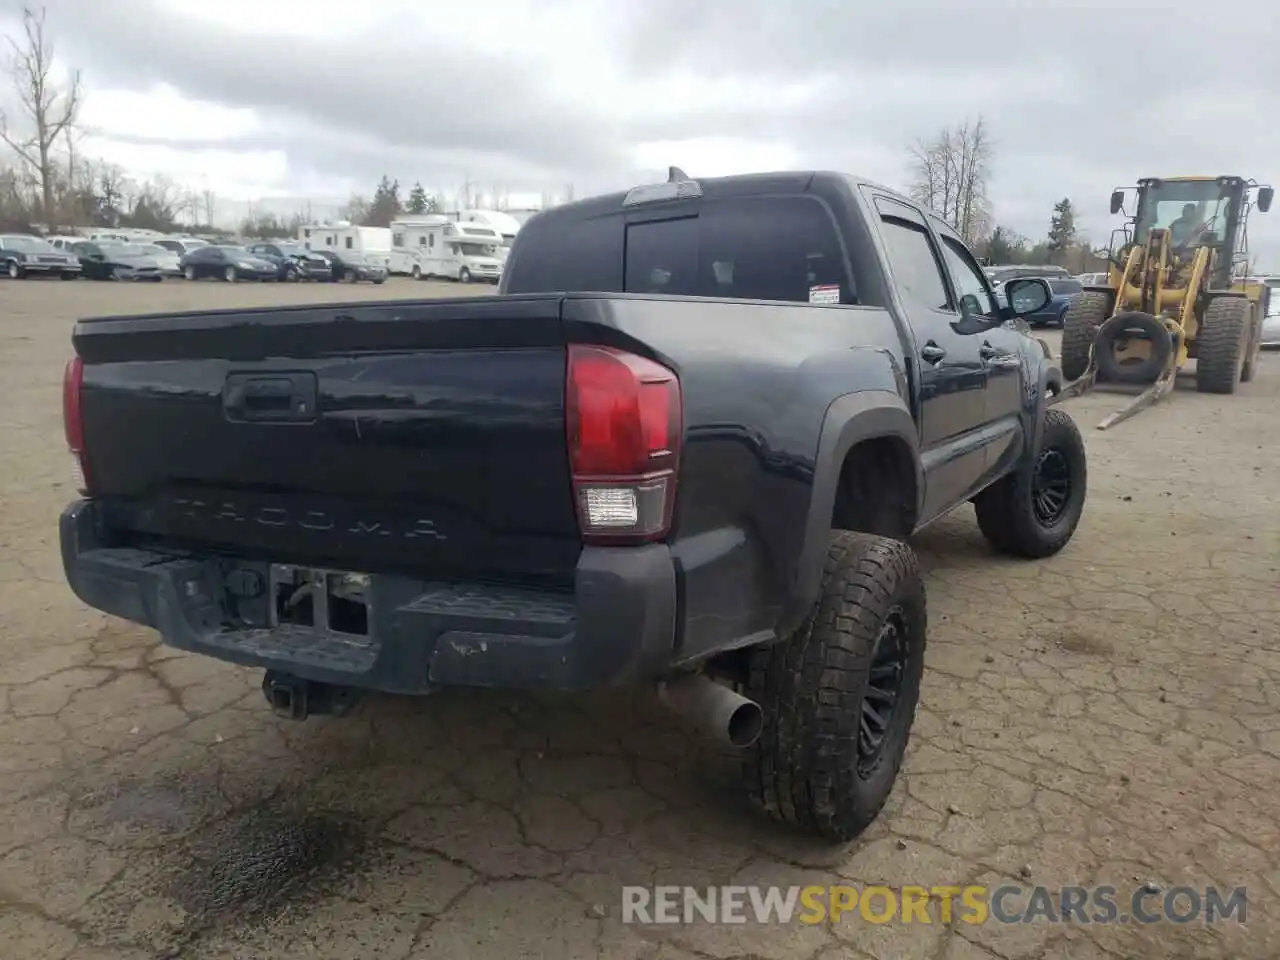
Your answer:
622,884 -> 1247,926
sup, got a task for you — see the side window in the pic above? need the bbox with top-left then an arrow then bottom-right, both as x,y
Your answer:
878,218 -> 952,312
344,236 -> 353,249
937,236 -> 997,320
392,232 -> 404,248
428,233 -> 435,249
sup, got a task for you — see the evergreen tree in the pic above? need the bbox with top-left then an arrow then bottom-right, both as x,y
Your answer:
1047,198 -> 1077,264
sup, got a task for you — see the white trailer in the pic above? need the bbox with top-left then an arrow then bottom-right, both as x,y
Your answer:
405,220 -> 504,283
298,223 -> 393,268
388,215 -> 450,277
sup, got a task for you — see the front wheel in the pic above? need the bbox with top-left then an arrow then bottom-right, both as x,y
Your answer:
742,531 -> 927,842
458,267 -> 471,284
184,265 -> 197,281
7,260 -> 24,279
1061,290 -> 1111,381
411,264 -> 422,280
974,408 -> 1087,559
223,266 -> 237,282
60,272 -> 77,281
284,265 -> 299,282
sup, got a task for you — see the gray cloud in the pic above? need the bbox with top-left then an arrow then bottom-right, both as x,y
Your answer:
16,0 -> 1280,265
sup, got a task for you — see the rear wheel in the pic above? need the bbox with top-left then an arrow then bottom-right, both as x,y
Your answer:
7,260 -> 24,279
1061,290 -> 1111,381
411,264 -> 422,280
974,408 -> 1087,559
223,266 -> 237,283
184,265 -> 197,281
60,272 -> 77,281
742,531 -> 927,842
1196,296 -> 1249,394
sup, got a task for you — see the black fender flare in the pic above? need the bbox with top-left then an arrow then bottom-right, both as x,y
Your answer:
783,389 -> 922,632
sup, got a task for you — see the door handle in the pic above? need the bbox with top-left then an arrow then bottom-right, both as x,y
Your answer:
920,342 -> 947,364
979,342 -> 1018,364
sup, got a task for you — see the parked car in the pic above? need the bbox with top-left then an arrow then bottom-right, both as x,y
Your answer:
154,237 -> 210,257
140,244 -> 183,278
179,245 -> 279,282
1074,272 -> 1109,286
314,249 -> 387,283
984,264 -> 1070,285
245,241 -> 333,281
57,169 -> 1086,842
0,234 -> 82,280
72,241 -> 164,282
1261,278 -> 1280,349
994,276 -> 1082,327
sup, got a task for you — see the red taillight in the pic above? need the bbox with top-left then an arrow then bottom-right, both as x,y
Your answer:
62,356 -> 91,495
566,344 -> 681,544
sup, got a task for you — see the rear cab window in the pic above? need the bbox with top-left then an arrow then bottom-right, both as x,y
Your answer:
503,195 -> 855,304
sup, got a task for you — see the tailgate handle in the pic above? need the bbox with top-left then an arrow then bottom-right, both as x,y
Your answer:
224,373 -> 317,422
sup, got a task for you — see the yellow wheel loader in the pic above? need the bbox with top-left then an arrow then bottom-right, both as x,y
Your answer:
1056,175 -> 1274,429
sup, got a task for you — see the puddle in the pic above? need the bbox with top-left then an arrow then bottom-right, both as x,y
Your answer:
173,807 -> 366,919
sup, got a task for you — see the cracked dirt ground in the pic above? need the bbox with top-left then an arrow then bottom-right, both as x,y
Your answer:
1,280 -> 1277,960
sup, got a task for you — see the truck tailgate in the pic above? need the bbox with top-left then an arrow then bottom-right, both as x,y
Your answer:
73,295 -> 582,584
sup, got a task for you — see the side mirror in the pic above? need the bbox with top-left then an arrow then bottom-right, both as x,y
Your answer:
1004,277 -> 1052,316
1257,186 -> 1273,213
1110,190 -> 1125,215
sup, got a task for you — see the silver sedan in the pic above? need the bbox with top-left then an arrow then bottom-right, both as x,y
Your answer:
1262,281 -> 1280,348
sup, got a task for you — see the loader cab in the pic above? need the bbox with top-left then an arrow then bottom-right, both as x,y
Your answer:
1124,176 -> 1256,287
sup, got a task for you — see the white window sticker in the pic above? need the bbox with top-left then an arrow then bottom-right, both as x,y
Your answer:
809,283 -> 840,305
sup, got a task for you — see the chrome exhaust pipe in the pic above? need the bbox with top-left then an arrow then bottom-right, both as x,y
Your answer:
657,673 -> 763,747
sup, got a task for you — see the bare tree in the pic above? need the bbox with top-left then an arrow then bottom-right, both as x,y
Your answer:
906,116 -> 992,245
0,5 -> 82,226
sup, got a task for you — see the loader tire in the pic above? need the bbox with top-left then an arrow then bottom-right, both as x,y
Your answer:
1095,312 -> 1171,385
975,408 -> 1087,559
1196,296 -> 1249,394
742,531 -> 927,843
1061,291 -> 1111,381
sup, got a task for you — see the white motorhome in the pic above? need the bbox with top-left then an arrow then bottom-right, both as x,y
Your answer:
456,209 -> 522,260
388,215 -> 450,277
402,220 -> 504,283
298,223 -> 393,268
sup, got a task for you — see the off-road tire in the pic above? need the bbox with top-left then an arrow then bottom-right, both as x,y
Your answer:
742,531 -> 927,843
1095,311 -> 1171,385
1196,296 -> 1249,394
1061,290 -> 1111,381
974,408 -> 1087,559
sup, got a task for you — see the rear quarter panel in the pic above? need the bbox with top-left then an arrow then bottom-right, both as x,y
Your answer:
563,294 -> 910,663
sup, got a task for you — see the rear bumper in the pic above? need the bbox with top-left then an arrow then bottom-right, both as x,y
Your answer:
60,499 -> 676,694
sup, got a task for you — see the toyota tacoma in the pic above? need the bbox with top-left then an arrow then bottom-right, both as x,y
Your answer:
59,169 -> 1087,841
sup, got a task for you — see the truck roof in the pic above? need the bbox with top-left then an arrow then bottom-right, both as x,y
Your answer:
527,171 -> 910,224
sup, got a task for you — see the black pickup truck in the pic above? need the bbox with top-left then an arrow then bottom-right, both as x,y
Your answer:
59,170 -> 1087,841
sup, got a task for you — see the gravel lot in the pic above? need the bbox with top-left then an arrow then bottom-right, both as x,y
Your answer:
1,277 -> 1277,960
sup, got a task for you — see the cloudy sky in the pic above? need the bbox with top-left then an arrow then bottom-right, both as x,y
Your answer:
4,0 -> 1279,266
